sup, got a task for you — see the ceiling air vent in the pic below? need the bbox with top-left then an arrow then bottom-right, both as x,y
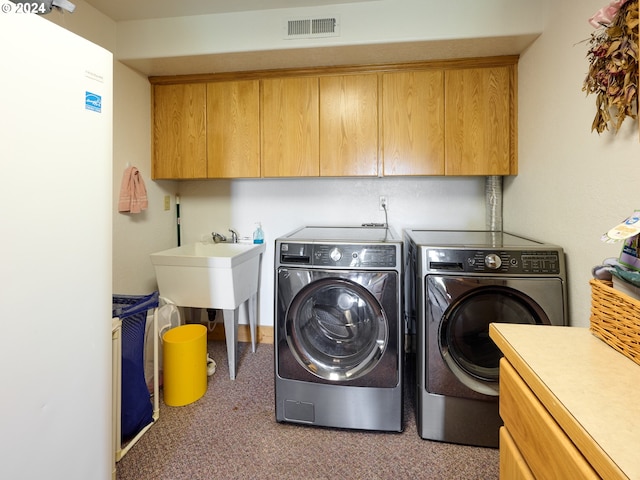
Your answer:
284,16 -> 340,39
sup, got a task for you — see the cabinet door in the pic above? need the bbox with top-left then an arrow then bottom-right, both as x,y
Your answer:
445,66 -> 515,175
320,74 -> 378,176
153,83 -> 207,179
381,70 -> 445,176
207,80 -> 260,178
262,77 -> 319,177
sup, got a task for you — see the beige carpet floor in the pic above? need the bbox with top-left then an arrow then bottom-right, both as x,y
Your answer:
116,341 -> 499,480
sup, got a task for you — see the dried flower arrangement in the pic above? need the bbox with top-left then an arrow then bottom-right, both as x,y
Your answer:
583,0 -> 639,133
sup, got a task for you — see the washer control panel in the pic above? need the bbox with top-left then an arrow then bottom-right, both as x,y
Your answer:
427,249 -> 562,275
279,242 -> 398,268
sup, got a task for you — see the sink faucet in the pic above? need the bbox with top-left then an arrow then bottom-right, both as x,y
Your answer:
212,232 -> 226,243
212,229 -> 238,243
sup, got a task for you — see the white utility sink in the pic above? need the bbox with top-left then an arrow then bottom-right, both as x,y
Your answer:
150,241 -> 266,379
150,242 -> 263,270
150,242 -> 265,309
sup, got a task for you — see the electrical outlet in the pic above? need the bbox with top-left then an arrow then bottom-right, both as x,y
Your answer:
379,196 -> 388,211
164,195 -> 170,211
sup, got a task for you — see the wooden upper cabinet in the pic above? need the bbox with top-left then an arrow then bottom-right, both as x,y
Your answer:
381,70 -> 445,176
150,57 -> 518,179
207,80 -> 260,178
262,77 -> 320,177
445,65 -> 516,175
319,74 -> 378,176
153,83 -> 207,179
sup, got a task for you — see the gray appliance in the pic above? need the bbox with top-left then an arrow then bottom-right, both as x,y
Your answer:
404,230 -> 567,447
275,226 -> 403,432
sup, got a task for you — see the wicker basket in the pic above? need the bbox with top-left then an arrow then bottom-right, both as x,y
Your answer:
590,278 -> 640,366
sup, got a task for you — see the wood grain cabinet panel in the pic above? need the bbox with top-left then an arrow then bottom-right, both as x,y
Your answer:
151,57 -> 518,179
499,427 -> 534,480
445,66 -> 515,175
262,76 -> 319,177
153,83 -> 207,179
319,74 -> 378,177
207,80 -> 260,178
381,70 -> 445,176
500,359 -> 599,480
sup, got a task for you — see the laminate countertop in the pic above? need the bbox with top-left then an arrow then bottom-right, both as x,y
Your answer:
489,323 -> 640,480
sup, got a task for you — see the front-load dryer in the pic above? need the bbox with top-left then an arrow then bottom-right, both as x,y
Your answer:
275,226 -> 403,432
404,229 -> 567,447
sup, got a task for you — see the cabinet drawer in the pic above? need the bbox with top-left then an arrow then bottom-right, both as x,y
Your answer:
500,427 -> 534,480
500,358 -> 599,479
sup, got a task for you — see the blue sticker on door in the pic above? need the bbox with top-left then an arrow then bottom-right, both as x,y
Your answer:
85,91 -> 102,113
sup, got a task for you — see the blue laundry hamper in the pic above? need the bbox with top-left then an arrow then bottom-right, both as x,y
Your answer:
113,292 -> 159,441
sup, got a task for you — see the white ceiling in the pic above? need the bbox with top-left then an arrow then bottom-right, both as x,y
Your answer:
83,0 -> 375,21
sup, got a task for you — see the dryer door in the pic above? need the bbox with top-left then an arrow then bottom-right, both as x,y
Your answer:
427,276 -> 564,397
276,269 -> 399,387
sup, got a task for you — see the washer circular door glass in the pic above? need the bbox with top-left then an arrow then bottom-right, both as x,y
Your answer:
440,285 -> 549,394
286,277 -> 388,381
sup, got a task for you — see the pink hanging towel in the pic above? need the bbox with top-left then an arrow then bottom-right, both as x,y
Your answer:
118,166 -> 148,213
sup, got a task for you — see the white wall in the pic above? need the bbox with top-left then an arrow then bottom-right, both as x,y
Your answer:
112,62 -> 178,294
178,177 -> 487,326
505,0 -> 640,327
116,0 -> 546,60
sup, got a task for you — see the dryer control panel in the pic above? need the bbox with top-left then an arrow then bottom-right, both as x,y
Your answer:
279,242 -> 398,268
426,249 -> 563,275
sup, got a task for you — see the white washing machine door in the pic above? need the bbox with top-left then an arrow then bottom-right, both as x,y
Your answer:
427,276 -> 565,398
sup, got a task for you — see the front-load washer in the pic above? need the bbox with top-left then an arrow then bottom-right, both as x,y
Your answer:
404,230 -> 567,447
275,226 -> 403,432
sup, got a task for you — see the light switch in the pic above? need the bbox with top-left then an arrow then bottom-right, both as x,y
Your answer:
164,195 -> 170,211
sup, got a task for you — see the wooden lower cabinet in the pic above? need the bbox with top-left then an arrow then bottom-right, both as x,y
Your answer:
499,427 -> 534,480
499,358 -> 600,479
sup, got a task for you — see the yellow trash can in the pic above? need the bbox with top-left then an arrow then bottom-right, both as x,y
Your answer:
163,324 -> 207,407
